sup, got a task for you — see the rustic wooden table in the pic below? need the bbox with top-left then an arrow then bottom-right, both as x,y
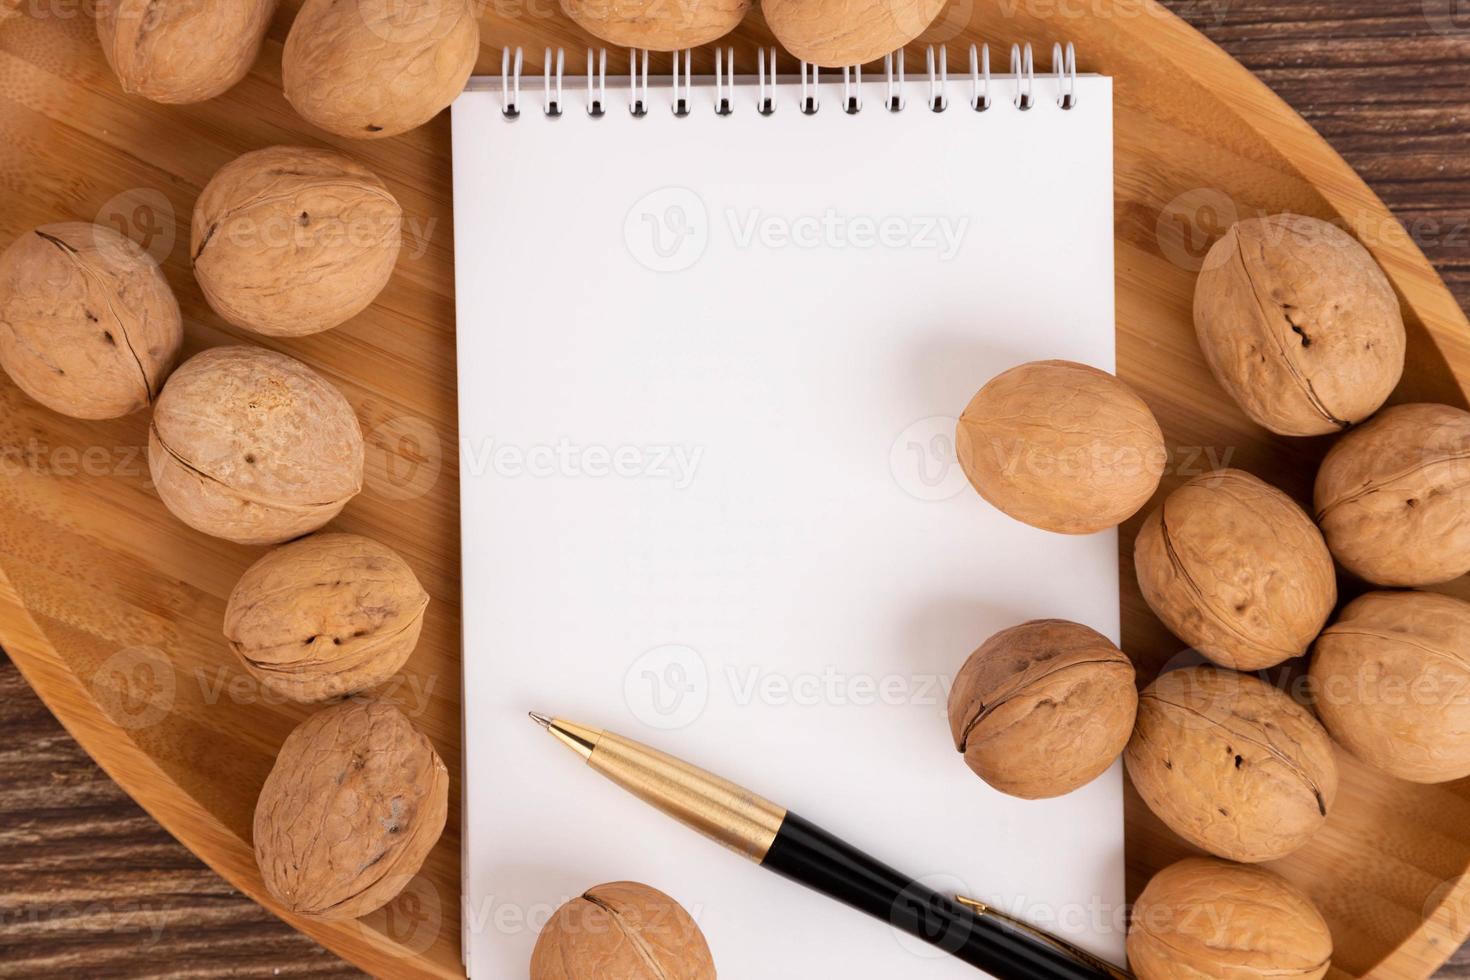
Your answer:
1,1 -> 1467,977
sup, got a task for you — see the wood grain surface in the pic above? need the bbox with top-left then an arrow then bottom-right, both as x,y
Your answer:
0,0 -> 1468,978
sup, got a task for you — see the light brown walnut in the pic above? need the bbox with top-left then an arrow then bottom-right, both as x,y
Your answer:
559,0 -> 750,50
1134,469 -> 1335,670
947,619 -> 1137,799
283,0 -> 479,140
955,360 -> 1166,535
253,698 -> 448,919
0,222 -> 181,419
1194,213 -> 1405,436
1124,666 -> 1338,863
96,0 -> 279,104
764,0 -> 947,67
191,146 -> 402,337
1129,857 -> 1332,980
1311,590 -> 1470,784
531,881 -> 717,980
148,346 -> 364,545
224,533 -> 429,703
1314,402 -> 1470,586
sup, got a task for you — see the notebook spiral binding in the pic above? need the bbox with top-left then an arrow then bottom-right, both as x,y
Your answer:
497,41 -> 1079,120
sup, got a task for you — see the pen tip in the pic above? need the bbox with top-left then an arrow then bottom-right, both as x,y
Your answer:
528,711 -> 552,729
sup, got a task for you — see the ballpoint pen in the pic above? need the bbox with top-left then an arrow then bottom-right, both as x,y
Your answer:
529,712 -> 1132,980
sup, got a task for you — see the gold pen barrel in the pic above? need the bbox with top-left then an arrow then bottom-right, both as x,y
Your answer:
547,718 -> 787,862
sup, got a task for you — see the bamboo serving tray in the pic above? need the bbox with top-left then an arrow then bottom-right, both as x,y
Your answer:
2,2 -> 1470,977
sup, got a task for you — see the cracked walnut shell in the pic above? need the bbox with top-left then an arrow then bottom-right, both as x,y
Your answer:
0,222 -> 181,419
96,0 -> 279,104
947,619 -> 1137,799
1310,590 -> 1470,784
1134,469 -> 1336,671
192,146 -> 402,337
148,346 -> 364,545
1129,857 -> 1332,980
253,698 -> 448,919
283,0 -> 479,140
1124,667 -> 1338,863
956,360 -> 1166,535
764,0 -> 947,67
531,881 -> 717,980
225,533 -> 429,703
559,0 -> 750,51
1194,213 -> 1405,436
1314,403 -> 1470,587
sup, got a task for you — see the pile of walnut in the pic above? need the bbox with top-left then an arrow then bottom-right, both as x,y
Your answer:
948,211 -> 1470,980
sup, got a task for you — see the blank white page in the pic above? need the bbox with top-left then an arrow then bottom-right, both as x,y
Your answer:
452,63 -> 1121,978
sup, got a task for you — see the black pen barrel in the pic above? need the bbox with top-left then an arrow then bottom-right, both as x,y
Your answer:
760,812 -> 1116,980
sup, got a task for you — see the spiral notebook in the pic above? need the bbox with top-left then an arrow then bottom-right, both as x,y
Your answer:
452,43 -> 1121,978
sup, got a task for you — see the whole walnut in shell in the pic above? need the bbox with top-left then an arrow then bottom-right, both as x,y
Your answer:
1314,403 -> 1470,586
1194,214 -> 1405,436
764,0 -> 947,67
1129,857 -> 1332,980
192,146 -> 402,337
96,0 -> 279,104
0,223 -> 180,419
225,533 -> 429,703
254,697 -> 448,919
148,346 -> 364,545
947,619 -> 1137,799
1135,469 -> 1335,670
531,881 -> 716,980
560,0 -> 749,50
956,360 -> 1165,535
283,0 -> 479,140
1125,666 -> 1338,863
1310,590 -> 1470,784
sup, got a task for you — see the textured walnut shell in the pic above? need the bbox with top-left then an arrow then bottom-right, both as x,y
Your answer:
191,146 -> 402,337
531,881 -> 716,980
1310,590 -> 1470,784
0,223 -> 180,419
283,0 -> 479,139
224,533 -> 429,703
1194,214 -> 1405,436
764,0 -> 946,67
253,698 -> 448,919
1129,857 -> 1332,980
559,0 -> 749,50
1313,403 -> 1470,587
1125,667 -> 1338,863
148,346 -> 364,545
1134,469 -> 1335,670
956,360 -> 1165,535
96,0 -> 279,104
947,620 -> 1137,799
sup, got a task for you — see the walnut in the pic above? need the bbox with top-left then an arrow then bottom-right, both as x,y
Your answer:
253,697 -> 448,919
1194,214 -> 1405,436
1129,857 -> 1332,980
763,0 -> 947,67
224,533 -> 429,703
0,223 -> 180,420
191,146 -> 402,337
1134,469 -> 1335,670
282,0 -> 479,140
560,0 -> 749,50
1314,403 -> 1470,586
531,881 -> 717,980
955,360 -> 1166,535
947,619 -> 1137,799
1125,666 -> 1338,863
96,0 -> 279,104
1310,590 -> 1470,784
148,346 -> 364,545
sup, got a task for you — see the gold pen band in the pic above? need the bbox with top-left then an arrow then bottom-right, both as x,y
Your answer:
544,717 -> 788,861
